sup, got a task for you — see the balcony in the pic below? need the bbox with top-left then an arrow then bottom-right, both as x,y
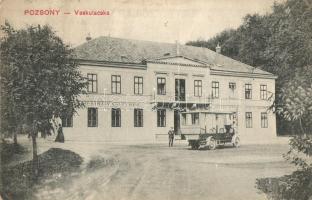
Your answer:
151,92 -> 212,104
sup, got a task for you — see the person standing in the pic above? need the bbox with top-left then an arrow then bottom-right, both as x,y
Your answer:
168,127 -> 174,147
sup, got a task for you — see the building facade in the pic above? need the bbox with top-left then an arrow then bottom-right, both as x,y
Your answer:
63,37 -> 277,143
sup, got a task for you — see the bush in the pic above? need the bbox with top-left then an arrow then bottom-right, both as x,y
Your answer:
0,140 -> 28,164
1,148 -> 83,200
256,136 -> 312,200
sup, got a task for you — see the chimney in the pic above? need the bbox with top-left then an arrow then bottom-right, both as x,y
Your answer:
175,40 -> 180,56
216,43 -> 221,54
86,33 -> 92,42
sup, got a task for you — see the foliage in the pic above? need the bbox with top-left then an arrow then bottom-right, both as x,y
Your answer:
187,0 -> 312,198
256,134 -> 312,200
186,0 -> 312,135
0,22 -> 87,177
257,35 -> 312,200
0,65 -> 22,141
0,22 -> 87,128
0,140 -> 28,165
186,29 -> 240,60
276,66 -> 312,134
256,168 -> 312,200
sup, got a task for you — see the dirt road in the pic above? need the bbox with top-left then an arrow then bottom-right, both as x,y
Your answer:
34,142 -> 295,200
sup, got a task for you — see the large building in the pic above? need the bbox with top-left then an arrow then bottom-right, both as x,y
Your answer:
63,36 -> 277,143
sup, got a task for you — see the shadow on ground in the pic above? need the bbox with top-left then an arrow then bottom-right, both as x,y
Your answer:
1,144 -> 83,200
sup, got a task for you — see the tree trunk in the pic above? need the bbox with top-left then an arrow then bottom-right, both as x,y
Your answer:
32,133 -> 39,180
55,126 -> 64,143
13,132 -> 17,145
299,118 -> 306,137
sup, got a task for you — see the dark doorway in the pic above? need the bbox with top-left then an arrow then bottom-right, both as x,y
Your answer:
175,79 -> 185,101
174,110 -> 180,134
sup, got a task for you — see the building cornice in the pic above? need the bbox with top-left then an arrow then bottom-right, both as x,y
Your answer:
147,60 -> 209,68
76,59 -> 147,70
76,59 -> 277,79
210,69 -> 278,79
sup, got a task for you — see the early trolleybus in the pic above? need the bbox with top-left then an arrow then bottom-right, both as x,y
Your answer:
180,111 -> 240,150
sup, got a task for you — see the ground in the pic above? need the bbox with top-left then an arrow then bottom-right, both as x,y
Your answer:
3,137 -> 295,200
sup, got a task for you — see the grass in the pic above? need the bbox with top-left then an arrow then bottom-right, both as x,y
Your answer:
86,155 -> 117,172
1,146 -> 83,200
1,141 -> 28,165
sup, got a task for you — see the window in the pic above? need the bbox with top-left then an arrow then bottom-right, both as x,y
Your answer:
245,112 -> 252,128
194,80 -> 202,97
261,112 -> 268,128
212,81 -> 219,98
88,108 -> 98,127
245,84 -> 252,99
111,75 -> 121,94
112,108 -> 121,127
134,76 -> 143,95
175,79 -> 186,101
191,113 -> 199,125
181,114 -> 187,125
229,82 -> 236,90
157,109 -> 166,127
134,109 -> 143,127
229,82 -> 236,98
87,74 -> 97,93
157,77 -> 166,95
62,115 -> 73,127
260,85 -> 267,100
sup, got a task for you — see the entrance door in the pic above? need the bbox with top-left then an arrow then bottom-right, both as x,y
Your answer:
175,79 -> 185,101
174,110 -> 180,134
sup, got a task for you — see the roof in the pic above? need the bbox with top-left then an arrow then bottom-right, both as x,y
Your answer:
74,36 -> 274,76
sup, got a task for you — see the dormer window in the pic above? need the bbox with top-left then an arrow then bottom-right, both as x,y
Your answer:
121,55 -> 128,62
163,53 -> 170,56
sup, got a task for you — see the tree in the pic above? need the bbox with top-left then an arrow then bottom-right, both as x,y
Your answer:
185,29 -> 240,59
186,0 -> 312,135
257,66 -> 312,200
0,83 -> 19,144
1,57 -> 23,145
276,66 -> 312,135
0,22 -> 87,178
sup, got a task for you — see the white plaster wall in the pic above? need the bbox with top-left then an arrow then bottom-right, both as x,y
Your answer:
147,63 -> 210,103
64,62 -> 277,144
209,74 -> 276,143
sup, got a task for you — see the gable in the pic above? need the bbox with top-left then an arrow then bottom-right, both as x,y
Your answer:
151,56 -> 207,66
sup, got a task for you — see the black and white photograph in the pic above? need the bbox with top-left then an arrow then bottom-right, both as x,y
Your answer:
0,0 -> 311,199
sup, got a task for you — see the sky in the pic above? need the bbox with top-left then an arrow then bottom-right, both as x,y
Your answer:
0,0 -> 282,47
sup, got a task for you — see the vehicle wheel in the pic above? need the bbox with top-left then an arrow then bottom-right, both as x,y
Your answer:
208,138 -> 217,150
190,141 -> 199,150
233,137 -> 240,148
